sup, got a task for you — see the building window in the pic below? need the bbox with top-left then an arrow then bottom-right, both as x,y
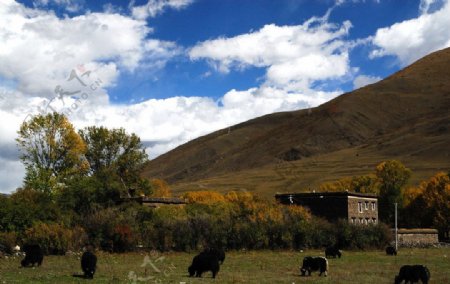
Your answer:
359,218 -> 363,224
358,202 -> 363,213
365,201 -> 369,210
372,202 -> 376,210
351,217 -> 356,224
372,218 -> 377,224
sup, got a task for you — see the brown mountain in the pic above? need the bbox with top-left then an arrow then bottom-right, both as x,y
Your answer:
142,48 -> 450,198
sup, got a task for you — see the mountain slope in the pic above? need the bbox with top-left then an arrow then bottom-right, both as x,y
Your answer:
142,48 -> 450,197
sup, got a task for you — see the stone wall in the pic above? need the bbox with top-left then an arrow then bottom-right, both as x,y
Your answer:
394,229 -> 439,247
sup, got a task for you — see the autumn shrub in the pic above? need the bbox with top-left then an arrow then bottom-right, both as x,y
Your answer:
0,231 -> 17,254
112,224 -> 136,252
68,226 -> 89,252
150,178 -> 172,197
23,222 -> 72,255
81,205 -> 142,252
183,191 -> 226,204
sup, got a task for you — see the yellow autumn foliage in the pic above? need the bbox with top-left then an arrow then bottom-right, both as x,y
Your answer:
224,191 -> 254,203
183,191 -> 226,204
150,178 -> 172,198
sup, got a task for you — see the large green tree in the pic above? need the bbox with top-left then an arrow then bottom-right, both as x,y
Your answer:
16,113 -> 88,193
79,126 -> 151,199
376,160 -> 411,224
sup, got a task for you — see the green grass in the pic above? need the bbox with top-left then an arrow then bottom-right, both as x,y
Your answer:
1,248 -> 449,283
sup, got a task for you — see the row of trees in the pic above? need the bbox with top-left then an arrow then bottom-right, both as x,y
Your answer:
1,190 -> 392,254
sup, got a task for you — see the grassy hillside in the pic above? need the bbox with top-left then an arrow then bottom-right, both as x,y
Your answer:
143,47 -> 450,197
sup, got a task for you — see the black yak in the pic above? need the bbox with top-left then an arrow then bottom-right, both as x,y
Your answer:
395,265 -> 430,284
81,251 -> 97,279
386,246 -> 397,256
188,252 -> 220,278
300,256 -> 328,276
21,244 -> 43,267
202,248 -> 225,264
325,246 -> 342,258
73,246 -> 97,279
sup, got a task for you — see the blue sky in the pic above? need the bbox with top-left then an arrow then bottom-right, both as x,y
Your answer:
11,0 -> 430,102
1,0 -> 450,192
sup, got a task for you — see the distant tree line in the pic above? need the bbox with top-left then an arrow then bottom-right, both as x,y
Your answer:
0,190 -> 392,254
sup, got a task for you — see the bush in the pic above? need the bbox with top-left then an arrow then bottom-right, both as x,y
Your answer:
334,220 -> 392,249
112,224 -> 136,253
0,232 -> 17,254
23,223 -> 73,255
81,205 -> 142,252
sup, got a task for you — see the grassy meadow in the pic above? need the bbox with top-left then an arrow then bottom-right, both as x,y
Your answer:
0,248 -> 449,283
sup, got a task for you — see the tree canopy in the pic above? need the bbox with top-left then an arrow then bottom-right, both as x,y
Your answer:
79,126 -> 151,198
16,113 -> 88,193
375,160 -> 411,224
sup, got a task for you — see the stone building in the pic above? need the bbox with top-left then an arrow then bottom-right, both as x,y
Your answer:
275,191 -> 378,224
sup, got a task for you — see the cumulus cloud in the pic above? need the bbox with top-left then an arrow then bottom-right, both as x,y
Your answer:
353,75 -> 382,89
131,0 -> 193,20
0,0 -> 181,97
371,0 -> 450,65
189,12 -> 352,93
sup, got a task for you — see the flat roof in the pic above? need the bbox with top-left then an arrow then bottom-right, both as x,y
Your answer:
275,191 -> 378,199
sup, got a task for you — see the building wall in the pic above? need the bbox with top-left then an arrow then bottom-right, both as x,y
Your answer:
289,196 -> 349,221
347,197 -> 378,225
276,193 -> 378,224
395,229 -> 439,246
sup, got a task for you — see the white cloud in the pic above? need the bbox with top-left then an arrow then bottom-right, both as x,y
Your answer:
371,0 -> 450,65
419,0 -> 447,14
131,0 -> 193,20
353,75 -> 382,89
189,15 -> 352,92
33,0 -> 85,13
0,0 -> 181,98
0,159 -> 25,193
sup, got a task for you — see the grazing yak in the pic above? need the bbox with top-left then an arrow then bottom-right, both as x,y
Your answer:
188,252 -> 220,278
202,248 -> 225,264
386,246 -> 397,256
21,244 -> 43,267
81,251 -> 97,279
73,246 -> 97,279
395,265 -> 430,284
300,256 -> 328,277
325,246 -> 342,258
